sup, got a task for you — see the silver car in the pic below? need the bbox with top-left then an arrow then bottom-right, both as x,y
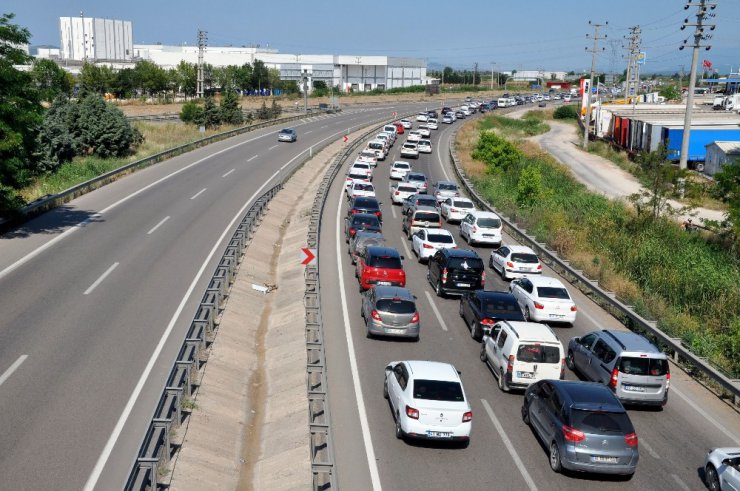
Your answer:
361,286 -> 419,340
431,181 -> 460,203
278,128 -> 297,142
349,230 -> 386,264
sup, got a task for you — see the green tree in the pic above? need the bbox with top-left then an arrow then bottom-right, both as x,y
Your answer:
553,105 -> 579,120
176,61 -> 197,97
36,96 -> 77,171
133,60 -> 168,97
79,63 -> 115,95
197,96 -> 221,128
270,98 -> 282,119
711,160 -> 740,248
629,145 -> 686,220
31,58 -> 73,102
516,164 -> 544,207
219,90 -> 243,125
0,13 -> 43,214
255,100 -> 270,120
113,67 -> 137,99
235,62 -> 253,92
251,59 -> 269,91
179,100 -> 203,124
659,85 -> 681,101
471,131 -> 522,172
75,94 -> 142,158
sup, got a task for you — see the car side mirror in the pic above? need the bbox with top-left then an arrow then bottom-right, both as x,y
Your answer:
573,336 -> 581,344
482,326 -> 492,337
400,255 -> 405,261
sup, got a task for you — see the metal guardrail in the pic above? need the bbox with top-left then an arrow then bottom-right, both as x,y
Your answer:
447,125 -> 740,407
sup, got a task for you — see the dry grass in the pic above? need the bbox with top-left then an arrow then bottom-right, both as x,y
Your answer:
456,119 -> 488,176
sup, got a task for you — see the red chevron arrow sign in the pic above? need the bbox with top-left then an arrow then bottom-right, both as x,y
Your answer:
301,247 -> 317,266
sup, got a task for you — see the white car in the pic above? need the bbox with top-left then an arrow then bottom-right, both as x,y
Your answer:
442,114 -> 454,124
390,161 -> 412,180
563,95 -> 572,103
417,139 -> 432,154
459,211 -> 502,246
509,276 -> 577,324
407,131 -> 422,142
347,181 -> 376,199
400,119 -> 412,129
417,127 -> 431,138
400,142 -> 419,159
704,447 -> 740,491
345,171 -> 371,190
366,140 -> 386,160
376,132 -> 393,148
358,149 -> 378,167
426,119 -> 439,130
391,183 -> 421,205
384,360 -> 472,444
416,112 -> 429,122
411,228 -> 457,262
489,245 -> 542,280
440,197 -> 476,223
431,181 -> 459,203
349,161 -> 373,179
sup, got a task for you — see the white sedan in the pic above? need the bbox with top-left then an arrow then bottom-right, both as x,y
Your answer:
417,140 -> 432,154
358,149 -> 378,167
391,183 -> 419,204
390,161 -> 412,180
400,142 -> 419,159
459,211 -> 503,246
407,131 -> 422,142
411,228 -> 456,262
426,119 -> 439,130
440,197 -> 476,223
416,112 -> 429,122
417,127 -> 431,137
347,181 -> 376,199
384,360 -> 472,444
489,244 -> 542,280
509,276 -> 577,324
400,119 -> 412,129
705,447 -> 740,491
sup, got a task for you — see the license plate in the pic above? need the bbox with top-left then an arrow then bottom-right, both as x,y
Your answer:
517,372 -> 534,379
377,281 -> 392,286
385,328 -> 405,334
592,456 -> 619,464
457,283 -> 471,287
549,314 -> 565,318
623,385 -> 646,392
483,234 -> 494,238
426,431 -> 452,439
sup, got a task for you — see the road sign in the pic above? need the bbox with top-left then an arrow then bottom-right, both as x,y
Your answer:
392,111 -> 397,118
343,135 -> 348,143
301,248 -> 317,266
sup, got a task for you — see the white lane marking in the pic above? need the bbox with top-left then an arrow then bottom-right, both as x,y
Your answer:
435,139 -> 451,181
334,183 -> 383,491
304,130 -> 313,134
671,474 -> 691,491
247,155 -> 258,162
269,144 -> 280,150
639,438 -> 660,459
671,386 -> 740,445
481,399 -> 538,491
424,291 -> 449,331
320,125 -> 327,129
83,262 -> 119,295
390,205 -> 397,219
222,169 -> 235,178
190,188 -> 207,200
147,216 -> 170,235
0,355 -> 28,388
399,236 -> 412,259
576,307 -> 599,327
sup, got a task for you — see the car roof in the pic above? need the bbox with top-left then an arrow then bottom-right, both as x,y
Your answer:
415,195 -> 437,201
422,228 -> 452,236
600,330 -> 662,354
354,230 -> 383,239
469,210 -> 500,218
451,197 -> 473,203
552,380 -> 624,411
392,160 -> 411,166
366,246 -> 400,257
503,321 -> 560,343
352,196 -> 379,205
406,172 -> 426,178
413,206 -> 439,213
351,213 -> 380,222
435,180 -> 456,186
507,245 -> 536,254
372,285 -> 415,300
526,276 -> 566,288
405,361 -> 460,382
475,290 -> 518,302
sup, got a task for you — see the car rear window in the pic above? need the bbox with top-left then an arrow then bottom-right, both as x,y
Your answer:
348,173 -> 367,180
447,257 -> 484,270
454,200 -> 474,208
368,255 -> 402,269
414,212 -> 440,222
413,380 -> 465,402
408,174 -> 425,182
618,357 -> 669,376
394,163 -> 411,169
537,287 -> 570,299
354,197 -> 377,207
354,183 -> 374,191
511,253 -> 539,263
353,163 -> 369,169
478,217 -> 502,228
570,409 -> 633,434
376,299 -> 416,314
398,186 -> 417,193
438,183 -> 457,191
516,344 -> 560,363
482,298 -> 521,315
427,233 -> 454,244
353,216 -> 380,227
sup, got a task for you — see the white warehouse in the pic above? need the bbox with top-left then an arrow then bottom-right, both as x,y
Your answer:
60,16 -> 133,62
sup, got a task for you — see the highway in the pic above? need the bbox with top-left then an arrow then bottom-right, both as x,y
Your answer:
319,107 -> 740,490
0,102 -> 430,490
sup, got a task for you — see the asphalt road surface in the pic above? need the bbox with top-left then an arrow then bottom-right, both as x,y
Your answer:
319,108 -> 740,491
0,102 -> 433,490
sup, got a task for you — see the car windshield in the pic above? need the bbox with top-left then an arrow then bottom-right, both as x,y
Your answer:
570,409 -> 633,434
414,212 -> 439,222
438,183 -> 457,191
516,344 -> 560,363
358,238 -> 385,250
447,257 -> 484,270
403,144 -> 416,149
618,357 -> 669,376
376,299 -> 416,314
537,287 -> 570,300
427,233 -> 453,244
511,253 -> 539,263
413,380 -> 464,402
367,255 -> 402,269
482,298 -> 521,316
353,163 -> 369,169
478,217 -> 501,228
454,200 -> 474,208
279,129 -> 293,134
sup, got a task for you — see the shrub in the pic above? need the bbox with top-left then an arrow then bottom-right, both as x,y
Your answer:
471,131 -> 522,172
553,105 -> 579,120
255,100 -> 271,120
180,100 -> 203,124
219,90 -> 243,125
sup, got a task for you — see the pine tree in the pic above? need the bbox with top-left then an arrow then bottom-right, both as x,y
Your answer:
220,90 -> 243,125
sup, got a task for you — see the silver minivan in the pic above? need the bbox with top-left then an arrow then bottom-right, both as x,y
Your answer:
567,330 -> 670,407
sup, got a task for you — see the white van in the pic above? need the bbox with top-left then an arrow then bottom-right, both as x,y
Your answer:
480,320 -> 564,392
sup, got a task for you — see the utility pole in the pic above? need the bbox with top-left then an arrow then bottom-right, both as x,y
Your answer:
623,26 -> 641,105
196,29 -> 207,99
679,65 -> 685,94
473,62 -> 478,86
491,62 -> 495,90
583,21 -> 608,150
303,69 -> 309,112
679,0 -> 717,170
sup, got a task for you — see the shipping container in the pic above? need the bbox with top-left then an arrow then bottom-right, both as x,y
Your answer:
662,127 -> 740,161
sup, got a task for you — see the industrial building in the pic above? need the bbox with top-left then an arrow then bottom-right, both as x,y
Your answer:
59,16 -> 133,62
705,141 -> 740,176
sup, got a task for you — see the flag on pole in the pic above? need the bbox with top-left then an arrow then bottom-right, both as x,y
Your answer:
703,59 -> 713,70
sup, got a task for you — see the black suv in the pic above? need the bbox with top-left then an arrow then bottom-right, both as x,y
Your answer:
348,196 -> 382,223
427,248 -> 485,297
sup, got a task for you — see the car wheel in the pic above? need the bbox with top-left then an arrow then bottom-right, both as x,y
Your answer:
522,402 -> 531,425
489,256 -> 494,269
525,307 -> 531,321
395,415 -> 404,440
458,301 -> 464,317
706,464 -> 720,491
549,442 -> 562,473
479,343 -> 487,362
566,350 -> 576,371
470,321 -> 481,341
435,280 -> 444,298
498,368 -> 509,392
383,379 -> 389,399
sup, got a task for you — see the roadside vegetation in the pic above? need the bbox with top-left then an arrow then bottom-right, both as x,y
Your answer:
478,111 -> 550,137
457,118 -> 740,378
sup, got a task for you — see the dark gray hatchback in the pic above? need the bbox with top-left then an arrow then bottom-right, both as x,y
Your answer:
522,380 -> 639,477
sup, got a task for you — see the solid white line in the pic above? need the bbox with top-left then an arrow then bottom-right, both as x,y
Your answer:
671,474 -> 691,491
335,183 -> 383,490
390,205 -> 397,219
671,386 -> 740,445
146,216 -> 170,235
247,155 -> 258,162
190,188 -> 207,200
304,130 -> 313,134
436,133 -> 451,181
399,236 -> 412,259
481,399 -> 538,491
269,144 -> 280,150
320,125 -> 327,129
222,169 -> 235,178
83,262 -> 119,295
639,438 -> 660,459
0,355 -> 28,387
424,291 -> 449,331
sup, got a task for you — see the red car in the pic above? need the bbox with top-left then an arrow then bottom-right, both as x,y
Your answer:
393,122 -> 405,134
356,246 -> 406,291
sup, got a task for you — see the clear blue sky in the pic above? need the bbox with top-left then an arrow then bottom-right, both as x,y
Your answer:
5,0 -> 740,74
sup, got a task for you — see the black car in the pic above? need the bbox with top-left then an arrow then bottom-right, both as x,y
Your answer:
348,196 -> 382,222
427,248 -> 485,297
427,110 -> 438,119
441,106 -> 452,115
459,290 -> 525,340
345,213 -> 381,243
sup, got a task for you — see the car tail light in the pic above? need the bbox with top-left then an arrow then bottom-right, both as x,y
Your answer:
406,405 -> 419,419
537,264 -> 542,271
506,354 -> 515,373
371,310 -> 382,321
610,368 -> 619,389
349,227 -> 356,236
562,425 -> 586,442
451,207 -> 458,213
506,261 -> 514,269
375,211 -> 382,218
481,270 -> 486,286
534,301 -> 545,309
462,411 -> 473,423
480,318 -> 495,326
570,305 -> 577,312
351,209 -> 359,214
395,191 -> 400,195
666,371 -> 671,388
423,243 -> 434,249
411,312 -> 419,323
441,267 -> 448,283
624,432 -> 638,447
